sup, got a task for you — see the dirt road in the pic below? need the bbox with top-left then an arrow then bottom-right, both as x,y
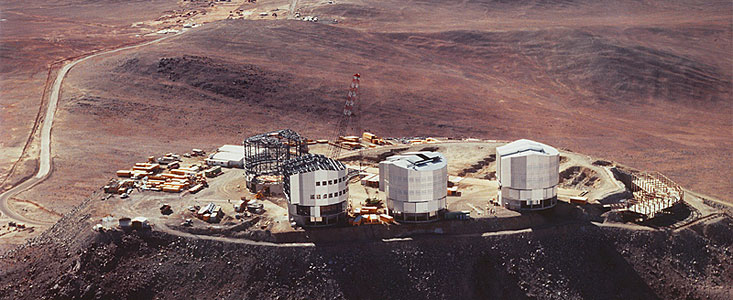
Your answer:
0,33 -> 183,226
287,0 -> 299,19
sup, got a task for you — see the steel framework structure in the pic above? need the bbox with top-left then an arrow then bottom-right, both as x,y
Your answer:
243,129 -> 308,179
614,170 -> 684,219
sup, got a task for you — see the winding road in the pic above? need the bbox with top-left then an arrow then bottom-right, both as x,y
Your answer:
0,33 -> 181,226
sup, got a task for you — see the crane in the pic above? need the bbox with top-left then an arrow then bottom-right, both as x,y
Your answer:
328,73 -> 361,159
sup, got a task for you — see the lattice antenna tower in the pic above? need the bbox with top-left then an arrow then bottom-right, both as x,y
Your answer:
329,73 -> 361,159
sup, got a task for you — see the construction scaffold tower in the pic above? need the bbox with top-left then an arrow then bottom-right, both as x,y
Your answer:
614,170 -> 684,219
329,73 -> 361,159
243,129 -> 308,190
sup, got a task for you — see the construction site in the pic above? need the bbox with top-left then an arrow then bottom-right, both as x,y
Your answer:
85,72 -> 719,245
0,0 -> 731,299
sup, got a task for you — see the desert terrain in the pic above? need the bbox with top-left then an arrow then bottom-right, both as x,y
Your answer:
2,0 -> 730,247
0,0 -> 731,299
0,0 -> 289,248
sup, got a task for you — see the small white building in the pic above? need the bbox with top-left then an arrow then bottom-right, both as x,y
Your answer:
379,152 -> 448,222
496,139 -> 560,211
205,145 -> 244,168
283,154 -> 348,227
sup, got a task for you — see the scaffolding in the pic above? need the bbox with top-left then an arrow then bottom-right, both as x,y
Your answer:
243,129 -> 308,187
614,170 -> 684,219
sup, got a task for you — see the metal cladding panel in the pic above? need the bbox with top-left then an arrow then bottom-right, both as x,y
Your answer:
519,189 -> 531,200
544,186 -> 556,198
379,162 -> 387,192
503,187 -> 520,199
510,155 -> 527,188
496,151 -> 501,180
499,156 -> 512,186
311,206 -> 320,217
415,202 -> 428,213
532,188 -> 543,200
549,156 -> 559,185
290,174 -> 303,205
298,172 -> 316,206
502,153 -> 559,190
500,186 -> 557,202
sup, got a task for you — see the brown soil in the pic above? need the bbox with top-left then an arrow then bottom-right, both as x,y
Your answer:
560,166 -> 601,189
50,13 -> 730,205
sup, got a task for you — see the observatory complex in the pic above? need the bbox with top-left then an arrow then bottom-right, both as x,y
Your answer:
282,154 -> 349,227
379,151 -> 448,222
496,139 -> 560,211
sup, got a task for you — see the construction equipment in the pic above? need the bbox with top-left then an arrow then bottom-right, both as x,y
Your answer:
445,211 -> 471,220
365,197 -> 382,207
329,74 -> 361,159
160,204 -> 173,215
254,186 -> 267,200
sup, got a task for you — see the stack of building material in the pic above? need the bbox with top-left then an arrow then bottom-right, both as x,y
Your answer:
117,162 -> 161,179
196,203 -> 223,223
570,196 -> 588,205
349,206 -> 394,226
361,206 -> 378,214
161,179 -> 190,192
181,165 -> 201,172
379,214 -> 394,223
159,173 -> 187,180
157,154 -> 181,165
116,170 -> 133,177
133,163 -> 160,172
192,149 -> 205,156
188,183 -> 205,194
103,179 -> 120,193
339,136 -> 360,143
171,168 -> 194,175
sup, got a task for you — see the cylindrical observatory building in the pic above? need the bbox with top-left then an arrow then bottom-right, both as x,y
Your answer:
379,152 -> 448,222
496,139 -> 559,211
283,154 -> 348,226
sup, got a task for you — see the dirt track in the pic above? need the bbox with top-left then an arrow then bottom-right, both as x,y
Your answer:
0,34 -> 181,226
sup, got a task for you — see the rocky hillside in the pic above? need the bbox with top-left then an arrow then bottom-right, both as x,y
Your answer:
1,193 -> 730,299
